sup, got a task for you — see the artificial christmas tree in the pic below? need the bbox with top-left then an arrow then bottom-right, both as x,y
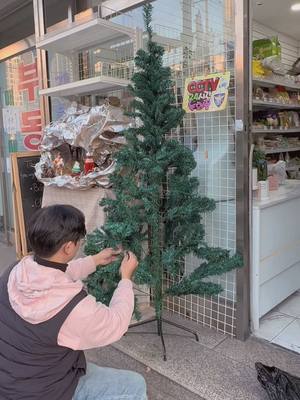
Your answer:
85,3 -> 242,359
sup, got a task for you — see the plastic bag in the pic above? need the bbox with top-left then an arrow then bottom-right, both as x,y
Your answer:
253,37 -> 281,60
268,160 -> 286,185
262,57 -> 286,75
256,363 -> 300,400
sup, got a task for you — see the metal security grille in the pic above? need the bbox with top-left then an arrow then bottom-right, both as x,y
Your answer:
149,0 -> 237,336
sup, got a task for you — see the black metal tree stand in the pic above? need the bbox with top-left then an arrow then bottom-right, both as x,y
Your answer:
128,315 -> 200,361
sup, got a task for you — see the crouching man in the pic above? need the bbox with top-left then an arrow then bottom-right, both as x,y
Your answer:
0,204 -> 147,400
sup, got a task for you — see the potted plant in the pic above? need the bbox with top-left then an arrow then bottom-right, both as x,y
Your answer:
253,149 -> 269,200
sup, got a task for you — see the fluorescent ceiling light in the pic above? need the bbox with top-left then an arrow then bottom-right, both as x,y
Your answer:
291,3 -> 300,11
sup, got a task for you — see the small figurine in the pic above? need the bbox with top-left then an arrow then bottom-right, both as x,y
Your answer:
53,153 -> 64,176
254,87 -> 264,100
41,164 -> 55,178
71,161 -> 81,176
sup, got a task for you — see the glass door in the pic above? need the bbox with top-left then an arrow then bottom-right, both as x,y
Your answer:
0,48 -> 41,244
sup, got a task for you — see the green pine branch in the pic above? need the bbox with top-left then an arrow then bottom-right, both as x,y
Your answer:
85,3 -> 243,319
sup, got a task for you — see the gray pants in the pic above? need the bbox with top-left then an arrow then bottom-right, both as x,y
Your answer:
73,362 -> 147,400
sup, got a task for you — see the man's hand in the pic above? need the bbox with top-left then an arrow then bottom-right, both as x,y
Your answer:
120,251 -> 139,280
92,248 -> 122,266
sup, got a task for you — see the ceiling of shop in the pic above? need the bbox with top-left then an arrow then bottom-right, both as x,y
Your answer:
252,0 -> 300,41
0,0 -> 92,50
0,0 -> 29,14
0,0 -> 34,48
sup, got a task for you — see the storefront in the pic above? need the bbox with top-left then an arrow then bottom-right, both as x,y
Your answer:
250,0 -> 300,353
0,0 -> 250,340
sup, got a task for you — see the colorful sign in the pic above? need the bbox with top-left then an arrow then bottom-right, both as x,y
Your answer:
183,72 -> 231,113
1,51 -> 42,152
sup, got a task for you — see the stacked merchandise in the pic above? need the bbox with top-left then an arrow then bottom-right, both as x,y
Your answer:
253,110 -> 300,130
255,136 -> 300,179
252,36 -> 300,85
256,135 -> 300,151
253,86 -> 300,106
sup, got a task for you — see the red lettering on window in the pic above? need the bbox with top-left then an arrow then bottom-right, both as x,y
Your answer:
209,78 -> 220,92
188,78 -> 220,94
18,61 -> 39,102
21,110 -> 41,133
23,133 -> 42,151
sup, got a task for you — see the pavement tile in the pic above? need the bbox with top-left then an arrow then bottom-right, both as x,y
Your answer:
113,321 -> 268,400
215,336 -> 300,376
86,346 -> 204,400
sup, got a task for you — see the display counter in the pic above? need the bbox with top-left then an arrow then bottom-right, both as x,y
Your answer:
251,180 -> 300,330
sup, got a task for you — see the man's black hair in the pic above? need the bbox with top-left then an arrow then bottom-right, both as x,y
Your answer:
28,204 -> 86,258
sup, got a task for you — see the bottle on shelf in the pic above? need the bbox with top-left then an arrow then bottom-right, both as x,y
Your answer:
285,152 -> 290,167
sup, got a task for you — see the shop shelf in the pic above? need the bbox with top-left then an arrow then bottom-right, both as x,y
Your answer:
264,146 -> 300,154
39,75 -> 131,97
253,100 -> 300,109
286,166 -> 300,171
36,16 -> 136,54
252,128 -> 300,134
253,78 -> 300,91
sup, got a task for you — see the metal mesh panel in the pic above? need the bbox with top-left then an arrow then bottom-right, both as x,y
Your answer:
151,0 -> 237,336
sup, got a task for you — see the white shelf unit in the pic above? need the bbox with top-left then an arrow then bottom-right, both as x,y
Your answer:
36,17 -> 137,54
37,15 -> 141,98
252,127 -> 300,134
251,20 -> 300,338
253,78 -> 300,91
253,99 -> 300,109
39,75 -> 131,97
264,146 -> 300,154
286,166 -> 300,171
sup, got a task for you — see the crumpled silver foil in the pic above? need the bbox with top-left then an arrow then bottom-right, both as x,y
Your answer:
41,102 -> 131,152
36,102 -> 131,190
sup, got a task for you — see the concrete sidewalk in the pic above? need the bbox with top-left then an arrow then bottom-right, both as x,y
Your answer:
1,243 -> 299,400
86,346 -> 203,400
112,313 -> 300,400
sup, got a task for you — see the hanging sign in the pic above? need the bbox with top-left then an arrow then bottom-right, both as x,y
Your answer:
183,72 -> 231,113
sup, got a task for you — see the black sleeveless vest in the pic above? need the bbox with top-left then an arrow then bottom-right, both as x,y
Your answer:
0,260 -> 87,400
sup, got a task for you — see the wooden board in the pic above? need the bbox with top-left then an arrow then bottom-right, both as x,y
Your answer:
11,152 -> 43,257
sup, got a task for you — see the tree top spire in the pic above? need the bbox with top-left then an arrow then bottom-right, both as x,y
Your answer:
143,3 -> 153,41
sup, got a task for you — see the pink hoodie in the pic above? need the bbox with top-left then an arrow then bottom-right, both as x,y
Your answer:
7,255 -> 134,350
